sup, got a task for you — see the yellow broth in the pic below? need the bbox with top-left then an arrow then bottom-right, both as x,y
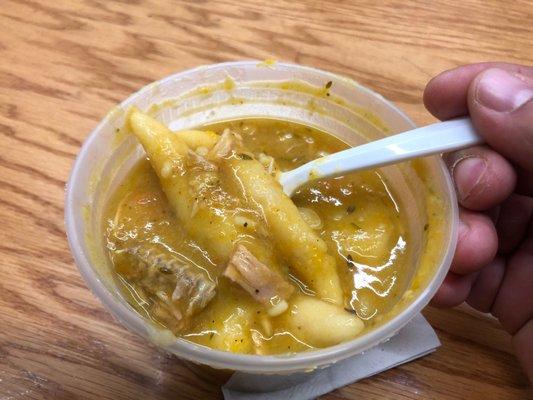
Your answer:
104,118 -> 411,354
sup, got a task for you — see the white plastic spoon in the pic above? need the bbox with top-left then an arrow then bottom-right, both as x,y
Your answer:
279,117 -> 483,196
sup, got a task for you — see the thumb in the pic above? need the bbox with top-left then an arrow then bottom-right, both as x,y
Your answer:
468,67 -> 533,171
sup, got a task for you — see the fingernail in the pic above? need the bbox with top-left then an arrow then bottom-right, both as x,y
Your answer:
475,68 -> 533,112
453,157 -> 487,201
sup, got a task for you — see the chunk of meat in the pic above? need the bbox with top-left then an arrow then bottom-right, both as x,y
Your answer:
223,245 -> 294,304
126,246 -> 216,324
207,128 -> 240,159
187,149 -> 218,172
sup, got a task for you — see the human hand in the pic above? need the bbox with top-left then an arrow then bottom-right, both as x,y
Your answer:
423,62 -> 533,383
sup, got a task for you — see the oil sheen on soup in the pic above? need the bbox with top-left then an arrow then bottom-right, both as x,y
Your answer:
104,111 -> 410,355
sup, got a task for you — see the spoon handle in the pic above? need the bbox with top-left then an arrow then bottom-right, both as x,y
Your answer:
280,117 -> 483,195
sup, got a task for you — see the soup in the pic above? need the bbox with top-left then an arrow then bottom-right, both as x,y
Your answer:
103,109 -> 411,355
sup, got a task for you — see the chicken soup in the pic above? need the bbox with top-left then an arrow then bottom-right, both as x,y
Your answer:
103,109 -> 412,355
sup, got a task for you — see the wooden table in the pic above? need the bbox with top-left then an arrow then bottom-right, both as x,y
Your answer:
1,1 -> 531,399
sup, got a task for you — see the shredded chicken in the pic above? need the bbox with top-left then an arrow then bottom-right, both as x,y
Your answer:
207,128 -> 245,160
223,245 -> 294,304
208,129 -> 234,159
187,149 -> 217,171
258,152 -> 276,175
126,246 -> 216,323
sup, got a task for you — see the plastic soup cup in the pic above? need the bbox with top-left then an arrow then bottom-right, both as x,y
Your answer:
65,61 -> 457,374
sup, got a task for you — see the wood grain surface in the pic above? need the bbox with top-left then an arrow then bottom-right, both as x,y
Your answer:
1,1 -> 532,399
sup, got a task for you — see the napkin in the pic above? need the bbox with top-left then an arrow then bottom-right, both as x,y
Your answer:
222,313 -> 440,400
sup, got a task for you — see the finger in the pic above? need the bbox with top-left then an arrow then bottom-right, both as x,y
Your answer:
486,205 -> 500,225
423,62 -> 531,120
431,272 -> 478,308
516,167 -> 533,197
512,318 -> 533,384
496,194 -> 533,254
451,208 -> 498,275
466,257 -> 506,313
444,146 -> 516,211
492,232 -> 533,334
468,67 -> 533,171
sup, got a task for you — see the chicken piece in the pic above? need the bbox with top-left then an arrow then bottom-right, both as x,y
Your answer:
207,128 -> 236,159
126,246 -> 216,325
186,149 -> 218,172
223,245 -> 294,305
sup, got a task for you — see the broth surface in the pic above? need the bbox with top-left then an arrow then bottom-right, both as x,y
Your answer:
104,118 -> 410,354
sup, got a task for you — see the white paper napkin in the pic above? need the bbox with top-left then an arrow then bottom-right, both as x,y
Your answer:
222,313 -> 440,400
